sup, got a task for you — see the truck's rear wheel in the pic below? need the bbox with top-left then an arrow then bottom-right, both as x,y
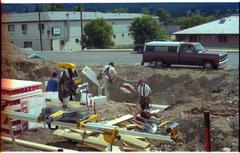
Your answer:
155,60 -> 164,68
203,61 -> 214,70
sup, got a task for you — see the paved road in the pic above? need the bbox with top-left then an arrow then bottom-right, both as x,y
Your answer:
36,51 -> 239,69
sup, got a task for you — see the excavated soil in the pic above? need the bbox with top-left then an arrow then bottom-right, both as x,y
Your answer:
1,42 -> 239,151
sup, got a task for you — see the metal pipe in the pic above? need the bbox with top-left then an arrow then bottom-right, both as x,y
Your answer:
204,111 -> 211,151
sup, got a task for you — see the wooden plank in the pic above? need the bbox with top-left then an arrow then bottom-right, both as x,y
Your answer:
159,120 -> 171,128
70,128 -> 95,136
45,101 -> 83,109
76,142 -> 106,151
53,129 -> 108,147
105,114 -> 134,125
1,136 -> 77,152
105,145 -> 121,152
123,146 -> 145,152
126,124 -> 138,129
121,135 -> 150,149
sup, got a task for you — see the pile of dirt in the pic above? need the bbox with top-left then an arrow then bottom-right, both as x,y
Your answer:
1,41 -> 61,82
78,64 -> 238,106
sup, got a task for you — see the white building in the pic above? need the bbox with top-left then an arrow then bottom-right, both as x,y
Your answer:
2,11 -> 152,51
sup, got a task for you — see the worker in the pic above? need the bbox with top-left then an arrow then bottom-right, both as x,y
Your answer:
46,72 -> 58,92
137,80 -> 152,111
58,68 -> 76,109
98,62 -> 117,99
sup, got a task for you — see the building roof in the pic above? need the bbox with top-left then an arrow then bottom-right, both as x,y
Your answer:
2,11 -> 147,23
173,15 -> 239,35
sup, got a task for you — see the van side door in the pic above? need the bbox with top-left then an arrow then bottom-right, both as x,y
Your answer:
179,44 -> 200,65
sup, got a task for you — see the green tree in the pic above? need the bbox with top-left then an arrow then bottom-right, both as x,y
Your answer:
129,15 -> 165,44
176,14 -> 216,29
41,4 -> 65,11
83,18 -> 114,49
112,7 -> 129,13
155,8 -> 173,25
141,7 -> 150,15
72,6 -> 84,12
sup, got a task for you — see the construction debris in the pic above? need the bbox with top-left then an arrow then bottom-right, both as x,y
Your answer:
1,41 -> 239,151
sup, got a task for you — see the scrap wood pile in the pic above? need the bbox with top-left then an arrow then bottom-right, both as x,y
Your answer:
53,105 -> 170,152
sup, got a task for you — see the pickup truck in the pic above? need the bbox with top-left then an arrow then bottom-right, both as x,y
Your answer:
141,41 -> 228,70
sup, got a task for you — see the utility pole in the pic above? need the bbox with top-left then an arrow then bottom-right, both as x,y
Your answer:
38,5 -> 43,51
80,4 -> 83,51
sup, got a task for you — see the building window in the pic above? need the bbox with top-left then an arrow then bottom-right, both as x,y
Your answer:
122,34 -> 124,37
113,35 -> 116,39
8,24 -> 15,32
24,41 -> 32,48
60,40 -> 65,45
22,24 -> 28,34
218,35 -> 227,42
112,22 -> 115,25
75,39 -> 79,43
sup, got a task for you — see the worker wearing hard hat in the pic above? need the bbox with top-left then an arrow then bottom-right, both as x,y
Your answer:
137,80 -> 152,111
58,68 -> 77,109
98,62 -> 117,99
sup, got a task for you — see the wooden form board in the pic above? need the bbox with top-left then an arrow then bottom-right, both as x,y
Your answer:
76,142 -> 106,151
54,129 -> 151,151
53,129 -> 108,147
2,136 -> 77,152
45,101 -> 82,109
121,135 -> 150,149
105,114 -> 134,125
70,128 -> 95,136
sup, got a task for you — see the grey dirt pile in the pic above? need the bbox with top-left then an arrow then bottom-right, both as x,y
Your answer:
1,42 -> 239,151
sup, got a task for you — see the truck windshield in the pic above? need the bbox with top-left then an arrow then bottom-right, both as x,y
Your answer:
194,43 -> 205,53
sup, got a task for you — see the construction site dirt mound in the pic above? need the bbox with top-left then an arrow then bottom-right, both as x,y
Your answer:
1,44 -> 239,151
1,41 -> 61,82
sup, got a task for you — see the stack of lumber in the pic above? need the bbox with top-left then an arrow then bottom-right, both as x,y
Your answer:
53,114 -> 152,151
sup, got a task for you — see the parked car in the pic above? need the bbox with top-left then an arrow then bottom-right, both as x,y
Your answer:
133,44 -> 145,53
141,41 -> 228,70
